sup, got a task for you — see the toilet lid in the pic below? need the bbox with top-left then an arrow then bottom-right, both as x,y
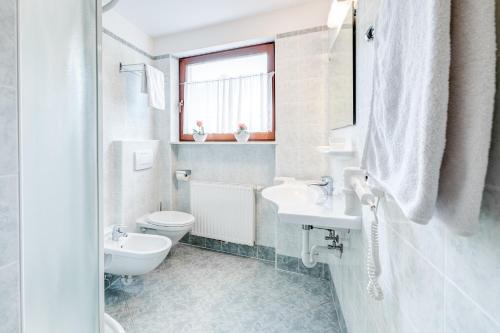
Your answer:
146,211 -> 195,228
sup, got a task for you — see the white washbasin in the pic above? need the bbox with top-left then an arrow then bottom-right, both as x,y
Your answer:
104,231 -> 171,276
262,179 -> 361,230
104,313 -> 125,333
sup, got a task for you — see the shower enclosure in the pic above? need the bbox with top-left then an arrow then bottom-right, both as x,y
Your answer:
13,0 -> 102,332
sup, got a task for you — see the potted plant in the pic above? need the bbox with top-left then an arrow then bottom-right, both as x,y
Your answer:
193,120 -> 207,142
234,123 -> 250,142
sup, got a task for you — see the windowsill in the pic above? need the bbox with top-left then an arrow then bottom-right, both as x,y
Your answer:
170,141 -> 277,145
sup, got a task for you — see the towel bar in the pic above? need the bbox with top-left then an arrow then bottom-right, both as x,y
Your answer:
119,62 -> 145,73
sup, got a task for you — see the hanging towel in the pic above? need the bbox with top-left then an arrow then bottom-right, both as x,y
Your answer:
435,0 -> 496,235
361,0 -> 452,224
143,65 -> 165,110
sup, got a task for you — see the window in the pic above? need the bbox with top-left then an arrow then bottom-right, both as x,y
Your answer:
179,43 -> 275,141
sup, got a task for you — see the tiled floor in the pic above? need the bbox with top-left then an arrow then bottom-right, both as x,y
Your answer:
106,245 -> 342,333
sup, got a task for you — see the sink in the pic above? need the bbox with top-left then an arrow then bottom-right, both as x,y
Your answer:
262,179 -> 361,230
104,231 -> 171,276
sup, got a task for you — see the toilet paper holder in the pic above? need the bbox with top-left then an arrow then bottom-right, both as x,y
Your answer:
176,170 -> 191,182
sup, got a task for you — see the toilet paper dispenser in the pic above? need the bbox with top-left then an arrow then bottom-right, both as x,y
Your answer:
176,170 -> 191,182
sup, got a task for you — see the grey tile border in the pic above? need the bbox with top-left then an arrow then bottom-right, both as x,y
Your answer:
180,233 -> 331,280
189,235 -> 205,247
256,245 -> 275,261
104,273 -> 121,291
277,25 -> 329,39
205,238 -> 222,251
329,274 -> 348,333
102,28 -> 170,61
179,233 -> 190,243
276,254 -> 299,273
299,261 -> 324,279
103,28 -> 155,60
154,54 -> 171,60
238,244 -> 256,258
221,241 -> 239,255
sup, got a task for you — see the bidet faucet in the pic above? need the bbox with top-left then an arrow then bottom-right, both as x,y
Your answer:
308,176 -> 334,196
112,225 -> 128,241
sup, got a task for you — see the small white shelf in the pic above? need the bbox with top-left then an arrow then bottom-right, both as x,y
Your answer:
171,141 -> 277,145
317,145 -> 356,156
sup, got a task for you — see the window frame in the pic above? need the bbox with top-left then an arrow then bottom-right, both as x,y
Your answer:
179,43 -> 276,142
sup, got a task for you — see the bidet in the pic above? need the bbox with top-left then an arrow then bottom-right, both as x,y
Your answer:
104,229 -> 171,276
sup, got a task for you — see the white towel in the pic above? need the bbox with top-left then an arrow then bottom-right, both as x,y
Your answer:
361,0 -> 452,224
143,65 -> 165,110
435,0 -> 496,235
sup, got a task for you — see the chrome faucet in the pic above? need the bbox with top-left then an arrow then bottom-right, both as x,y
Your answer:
112,225 -> 128,241
309,176 -> 334,196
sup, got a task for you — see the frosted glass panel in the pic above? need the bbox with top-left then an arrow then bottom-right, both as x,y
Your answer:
19,0 -> 99,332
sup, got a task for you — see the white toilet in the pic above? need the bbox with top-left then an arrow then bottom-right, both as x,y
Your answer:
137,211 -> 195,244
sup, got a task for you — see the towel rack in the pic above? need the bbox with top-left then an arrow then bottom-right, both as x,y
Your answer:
119,62 -> 145,73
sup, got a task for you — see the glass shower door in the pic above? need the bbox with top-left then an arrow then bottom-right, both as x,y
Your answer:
18,0 -> 100,332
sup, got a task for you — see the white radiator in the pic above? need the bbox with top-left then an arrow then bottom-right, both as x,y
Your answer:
190,181 -> 255,245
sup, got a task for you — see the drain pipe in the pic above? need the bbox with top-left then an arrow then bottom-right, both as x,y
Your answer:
301,225 -> 329,268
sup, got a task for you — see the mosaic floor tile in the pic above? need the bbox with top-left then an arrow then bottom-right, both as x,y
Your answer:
105,244 -> 341,333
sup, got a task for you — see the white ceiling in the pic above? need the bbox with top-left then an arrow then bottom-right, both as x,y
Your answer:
113,0 -> 322,37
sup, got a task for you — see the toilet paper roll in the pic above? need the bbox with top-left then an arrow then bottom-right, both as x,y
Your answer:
176,170 -> 191,182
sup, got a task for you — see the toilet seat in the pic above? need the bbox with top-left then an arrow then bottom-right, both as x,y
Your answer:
145,211 -> 194,228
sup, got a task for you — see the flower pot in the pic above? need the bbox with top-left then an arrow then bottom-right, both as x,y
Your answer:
193,133 -> 208,142
234,132 -> 250,143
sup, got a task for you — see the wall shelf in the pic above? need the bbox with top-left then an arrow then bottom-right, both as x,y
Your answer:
170,141 -> 277,145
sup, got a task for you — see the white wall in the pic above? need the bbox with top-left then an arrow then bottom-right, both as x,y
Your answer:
0,0 -> 20,331
113,141 -> 160,231
103,10 -> 154,56
327,1 -> 500,332
102,33 -> 157,228
153,0 -> 331,57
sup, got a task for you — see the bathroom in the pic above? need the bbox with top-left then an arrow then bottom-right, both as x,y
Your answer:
1,0 -> 500,332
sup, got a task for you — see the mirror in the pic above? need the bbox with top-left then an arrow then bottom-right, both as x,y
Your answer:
327,1 -> 356,129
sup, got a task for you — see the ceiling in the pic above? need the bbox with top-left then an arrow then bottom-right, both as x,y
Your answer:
113,0 -> 322,37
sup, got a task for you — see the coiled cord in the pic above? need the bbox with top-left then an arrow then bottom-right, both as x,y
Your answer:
367,198 -> 383,301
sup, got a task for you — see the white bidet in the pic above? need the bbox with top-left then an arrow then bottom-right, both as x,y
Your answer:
104,231 -> 171,276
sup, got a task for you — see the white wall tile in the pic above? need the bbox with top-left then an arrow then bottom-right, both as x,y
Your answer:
445,280 -> 500,333
0,175 -> 18,267
334,1 -> 500,332
102,34 -> 157,227
113,140 -> 160,231
0,0 -> 19,329
0,262 -> 20,333
0,87 -> 17,175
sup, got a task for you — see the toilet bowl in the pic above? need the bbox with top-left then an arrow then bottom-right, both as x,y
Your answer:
137,211 -> 195,244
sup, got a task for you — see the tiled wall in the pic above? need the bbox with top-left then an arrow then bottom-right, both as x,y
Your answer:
113,140 -> 160,231
328,23 -> 354,129
156,54 -> 278,249
171,145 -> 277,248
0,0 -> 20,331
327,1 -> 500,332
275,28 -> 330,180
151,56 -> 176,211
274,28 -> 348,260
102,32 -> 157,227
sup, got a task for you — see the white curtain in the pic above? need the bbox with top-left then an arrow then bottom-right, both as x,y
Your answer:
183,73 -> 274,134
